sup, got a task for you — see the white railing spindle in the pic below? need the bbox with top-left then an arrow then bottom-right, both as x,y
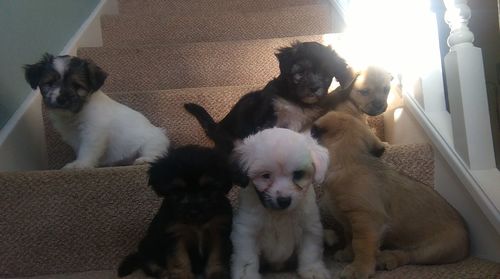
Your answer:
443,0 -> 496,170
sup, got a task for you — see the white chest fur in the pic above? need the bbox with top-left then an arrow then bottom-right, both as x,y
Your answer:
273,97 -> 323,132
259,210 -> 303,265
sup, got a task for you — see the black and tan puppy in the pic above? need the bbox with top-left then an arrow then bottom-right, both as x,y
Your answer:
118,145 -> 234,279
312,111 -> 469,279
320,66 -> 393,122
185,41 -> 354,152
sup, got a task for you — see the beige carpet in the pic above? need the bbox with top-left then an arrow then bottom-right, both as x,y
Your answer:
1,0 -> 498,277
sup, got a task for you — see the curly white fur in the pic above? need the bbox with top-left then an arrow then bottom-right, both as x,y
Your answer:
231,128 -> 331,279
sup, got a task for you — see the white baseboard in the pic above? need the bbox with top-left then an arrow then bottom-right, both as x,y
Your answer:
0,0 -> 117,171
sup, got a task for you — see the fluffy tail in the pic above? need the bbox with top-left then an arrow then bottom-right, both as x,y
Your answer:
117,253 -> 141,277
184,103 -> 235,153
184,103 -> 218,138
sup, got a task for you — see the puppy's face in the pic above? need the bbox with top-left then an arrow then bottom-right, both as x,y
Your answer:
312,111 -> 385,157
276,42 -> 349,104
24,54 -> 107,113
148,146 -> 233,222
349,66 -> 392,116
234,128 -> 329,211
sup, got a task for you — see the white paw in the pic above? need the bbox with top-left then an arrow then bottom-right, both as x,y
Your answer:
231,262 -> 261,279
62,161 -> 94,169
232,270 -> 261,279
298,262 -> 331,279
133,157 -> 154,165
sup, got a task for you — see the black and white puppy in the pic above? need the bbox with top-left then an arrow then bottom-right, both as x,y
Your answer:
231,128 -> 331,279
184,41 -> 354,153
24,54 -> 169,168
118,145 -> 233,279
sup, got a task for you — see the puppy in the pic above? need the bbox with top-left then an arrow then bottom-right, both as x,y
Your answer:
24,54 -> 168,168
312,111 -> 469,279
118,145 -> 234,279
320,66 -> 393,122
231,128 -> 331,279
185,41 -> 354,153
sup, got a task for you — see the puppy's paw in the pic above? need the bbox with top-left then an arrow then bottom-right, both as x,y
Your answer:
168,270 -> 195,279
206,267 -> 230,279
133,157 -> 154,165
339,264 -> 373,279
298,262 -> 331,279
62,160 -> 95,169
334,247 -> 354,262
324,229 -> 339,246
232,265 -> 261,279
376,250 -> 409,271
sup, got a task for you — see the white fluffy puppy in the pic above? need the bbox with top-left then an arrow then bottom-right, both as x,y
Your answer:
24,54 -> 169,169
231,127 -> 331,279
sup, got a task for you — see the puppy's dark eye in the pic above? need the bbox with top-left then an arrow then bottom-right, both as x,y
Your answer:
42,80 -> 55,87
359,89 -> 370,96
383,86 -> 390,94
293,170 -> 305,180
261,173 -> 271,180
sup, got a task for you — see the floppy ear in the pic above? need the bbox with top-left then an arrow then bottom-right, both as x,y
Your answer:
147,159 -> 174,197
85,59 -> 108,92
275,44 -> 297,75
306,136 -> 330,183
229,152 -> 250,188
24,53 -> 54,90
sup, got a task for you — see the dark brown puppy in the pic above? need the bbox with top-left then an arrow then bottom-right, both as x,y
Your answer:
312,111 -> 469,279
118,145 -> 233,279
185,41 -> 354,153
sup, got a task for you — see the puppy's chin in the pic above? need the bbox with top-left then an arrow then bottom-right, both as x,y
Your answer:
362,104 -> 388,116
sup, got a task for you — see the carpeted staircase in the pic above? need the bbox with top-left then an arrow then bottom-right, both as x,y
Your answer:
1,0 -> 499,278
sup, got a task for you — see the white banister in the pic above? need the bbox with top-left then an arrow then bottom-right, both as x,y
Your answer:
443,0 -> 496,170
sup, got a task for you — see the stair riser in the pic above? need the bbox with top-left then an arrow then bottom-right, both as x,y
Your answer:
78,36 -> 324,92
118,0 -> 323,16
102,5 -> 332,47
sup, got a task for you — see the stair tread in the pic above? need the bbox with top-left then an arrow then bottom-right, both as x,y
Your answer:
117,0 -> 324,16
78,35 -> 327,92
102,4 -> 331,47
1,141 -> 438,277
10,257 -> 500,278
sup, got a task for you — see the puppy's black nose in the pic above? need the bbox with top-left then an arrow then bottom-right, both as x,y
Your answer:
277,197 -> 291,209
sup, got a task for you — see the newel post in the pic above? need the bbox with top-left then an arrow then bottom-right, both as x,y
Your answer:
443,0 -> 495,170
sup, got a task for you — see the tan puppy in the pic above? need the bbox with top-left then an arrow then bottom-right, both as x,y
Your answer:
312,111 -> 469,279
321,66 -> 392,122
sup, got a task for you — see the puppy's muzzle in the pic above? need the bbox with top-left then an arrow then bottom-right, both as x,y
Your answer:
255,189 -> 291,210
365,101 -> 388,116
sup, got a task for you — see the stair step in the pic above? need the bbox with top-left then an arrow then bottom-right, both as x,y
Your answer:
101,4 -> 332,47
1,141 -> 437,276
78,35 -> 325,92
9,257 -> 500,278
118,0 -> 324,16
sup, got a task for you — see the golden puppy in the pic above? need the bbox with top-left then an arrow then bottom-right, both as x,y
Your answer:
321,66 -> 392,122
312,111 -> 469,279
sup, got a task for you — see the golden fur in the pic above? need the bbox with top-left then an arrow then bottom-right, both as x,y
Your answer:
321,66 -> 393,122
314,111 -> 469,279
